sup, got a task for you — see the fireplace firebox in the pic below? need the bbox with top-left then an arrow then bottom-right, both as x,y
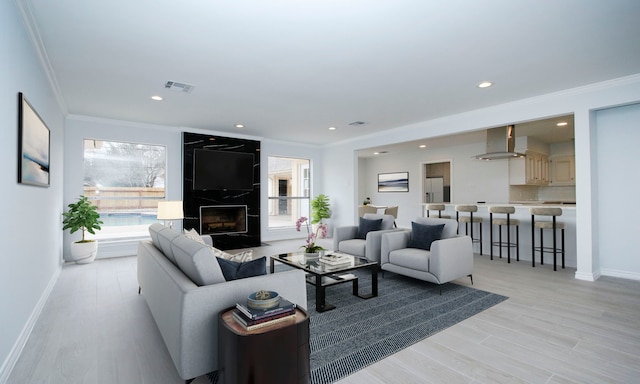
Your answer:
200,205 -> 248,235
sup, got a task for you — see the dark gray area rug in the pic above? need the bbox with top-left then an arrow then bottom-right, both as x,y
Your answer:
210,268 -> 507,384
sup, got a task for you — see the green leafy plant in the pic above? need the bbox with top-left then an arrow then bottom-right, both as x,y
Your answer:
62,195 -> 103,243
310,194 -> 331,224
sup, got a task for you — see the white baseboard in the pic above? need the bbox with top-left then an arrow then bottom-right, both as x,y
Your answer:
0,264 -> 61,384
600,268 -> 640,281
574,270 -> 599,281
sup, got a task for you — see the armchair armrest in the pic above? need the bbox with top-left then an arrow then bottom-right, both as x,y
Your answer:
333,225 -> 358,251
378,229 -> 410,265
429,236 -> 473,284
365,228 -> 403,263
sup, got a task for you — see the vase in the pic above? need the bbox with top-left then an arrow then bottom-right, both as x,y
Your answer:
303,252 -> 319,259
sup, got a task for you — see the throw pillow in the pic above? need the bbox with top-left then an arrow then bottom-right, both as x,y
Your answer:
407,222 -> 445,251
210,246 -> 254,262
217,256 -> 266,281
356,217 -> 383,239
183,228 -> 206,244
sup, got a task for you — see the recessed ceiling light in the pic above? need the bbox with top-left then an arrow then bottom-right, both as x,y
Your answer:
328,126 -> 336,131
477,81 -> 493,88
419,144 -> 426,148
556,122 -> 568,126
373,152 -> 380,155
151,95 -> 163,101
234,124 -> 244,128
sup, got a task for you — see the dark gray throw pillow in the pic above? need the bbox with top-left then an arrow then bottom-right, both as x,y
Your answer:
217,256 -> 266,281
408,222 -> 445,251
357,217 -> 383,239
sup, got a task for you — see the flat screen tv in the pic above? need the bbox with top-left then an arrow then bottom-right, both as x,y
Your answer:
193,149 -> 255,191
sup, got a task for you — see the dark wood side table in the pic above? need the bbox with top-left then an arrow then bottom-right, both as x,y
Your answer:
218,306 -> 310,384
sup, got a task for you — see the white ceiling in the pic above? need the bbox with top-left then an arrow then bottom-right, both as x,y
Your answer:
357,114 -> 575,158
21,0 -> 640,145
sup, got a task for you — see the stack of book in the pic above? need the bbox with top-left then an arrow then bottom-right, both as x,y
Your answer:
233,297 -> 297,331
318,253 -> 352,269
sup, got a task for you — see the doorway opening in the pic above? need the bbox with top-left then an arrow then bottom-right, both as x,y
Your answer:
423,161 -> 451,203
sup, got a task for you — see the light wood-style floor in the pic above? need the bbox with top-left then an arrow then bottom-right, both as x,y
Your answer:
9,239 -> 640,384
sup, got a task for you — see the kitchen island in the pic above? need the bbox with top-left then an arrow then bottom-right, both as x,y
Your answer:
422,203 -> 576,269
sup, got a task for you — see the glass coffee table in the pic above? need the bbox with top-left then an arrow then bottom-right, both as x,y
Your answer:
270,252 -> 378,312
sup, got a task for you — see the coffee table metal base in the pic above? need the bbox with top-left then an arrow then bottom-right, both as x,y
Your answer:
307,265 -> 378,312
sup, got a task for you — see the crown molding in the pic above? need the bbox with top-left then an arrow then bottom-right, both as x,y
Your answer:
15,0 -> 68,114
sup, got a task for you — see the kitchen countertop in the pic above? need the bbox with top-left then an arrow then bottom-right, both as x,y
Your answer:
439,202 -> 576,210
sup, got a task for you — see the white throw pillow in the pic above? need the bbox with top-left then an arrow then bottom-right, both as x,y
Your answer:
210,246 -> 254,262
183,228 -> 206,244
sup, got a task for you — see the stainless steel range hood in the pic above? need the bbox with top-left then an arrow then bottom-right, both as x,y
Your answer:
475,125 -> 526,160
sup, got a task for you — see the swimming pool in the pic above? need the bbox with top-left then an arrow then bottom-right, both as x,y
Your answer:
99,212 -> 160,227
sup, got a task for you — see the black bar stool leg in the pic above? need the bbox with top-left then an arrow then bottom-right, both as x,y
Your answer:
516,225 -> 520,261
489,213 -> 494,260
539,228 -> 544,266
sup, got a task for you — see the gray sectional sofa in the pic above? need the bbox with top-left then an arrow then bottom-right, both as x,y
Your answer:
137,223 -> 307,382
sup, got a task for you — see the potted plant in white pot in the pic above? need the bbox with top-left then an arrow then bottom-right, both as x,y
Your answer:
62,195 -> 103,264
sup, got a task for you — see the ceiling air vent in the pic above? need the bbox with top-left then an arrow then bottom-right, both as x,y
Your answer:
164,81 -> 194,93
349,121 -> 366,126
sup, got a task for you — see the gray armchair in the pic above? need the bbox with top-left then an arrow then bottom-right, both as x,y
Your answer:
333,213 -> 402,263
380,217 -> 473,290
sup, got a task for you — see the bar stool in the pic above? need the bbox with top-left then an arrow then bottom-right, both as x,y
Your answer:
530,207 -> 565,271
424,204 -> 451,218
489,206 -> 520,263
455,205 -> 483,255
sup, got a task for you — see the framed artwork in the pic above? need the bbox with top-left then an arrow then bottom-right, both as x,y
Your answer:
18,92 -> 50,187
378,172 -> 409,192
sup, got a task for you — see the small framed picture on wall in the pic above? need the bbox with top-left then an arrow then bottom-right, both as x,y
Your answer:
378,172 -> 409,192
18,92 -> 50,187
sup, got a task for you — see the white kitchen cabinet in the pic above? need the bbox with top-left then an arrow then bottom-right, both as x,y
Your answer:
509,152 -> 549,185
549,155 -> 575,185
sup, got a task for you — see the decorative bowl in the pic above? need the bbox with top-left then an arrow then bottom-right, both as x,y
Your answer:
247,290 -> 280,310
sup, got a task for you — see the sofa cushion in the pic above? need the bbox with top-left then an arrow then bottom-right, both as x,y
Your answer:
389,248 -> 430,272
217,256 -> 266,281
156,226 -> 181,265
171,235 -> 226,286
149,223 -> 165,249
357,217 -> 383,239
337,239 -> 366,257
408,222 -> 445,250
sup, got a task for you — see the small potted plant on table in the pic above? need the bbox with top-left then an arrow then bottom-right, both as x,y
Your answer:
62,195 -> 103,264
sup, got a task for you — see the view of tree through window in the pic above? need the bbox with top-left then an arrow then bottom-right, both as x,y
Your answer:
83,140 -> 166,233
267,156 -> 310,228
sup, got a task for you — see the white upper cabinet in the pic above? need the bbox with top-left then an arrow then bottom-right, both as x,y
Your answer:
509,151 -> 549,185
549,155 -> 576,185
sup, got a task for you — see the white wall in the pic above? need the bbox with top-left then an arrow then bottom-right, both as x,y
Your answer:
0,1 -> 65,381
358,141 -> 510,228
323,75 -> 640,281
595,103 -> 640,279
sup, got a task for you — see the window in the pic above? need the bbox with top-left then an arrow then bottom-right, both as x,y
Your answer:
83,139 -> 166,237
267,156 -> 310,228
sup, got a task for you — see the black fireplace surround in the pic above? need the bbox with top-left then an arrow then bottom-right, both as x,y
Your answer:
182,132 -> 261,250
